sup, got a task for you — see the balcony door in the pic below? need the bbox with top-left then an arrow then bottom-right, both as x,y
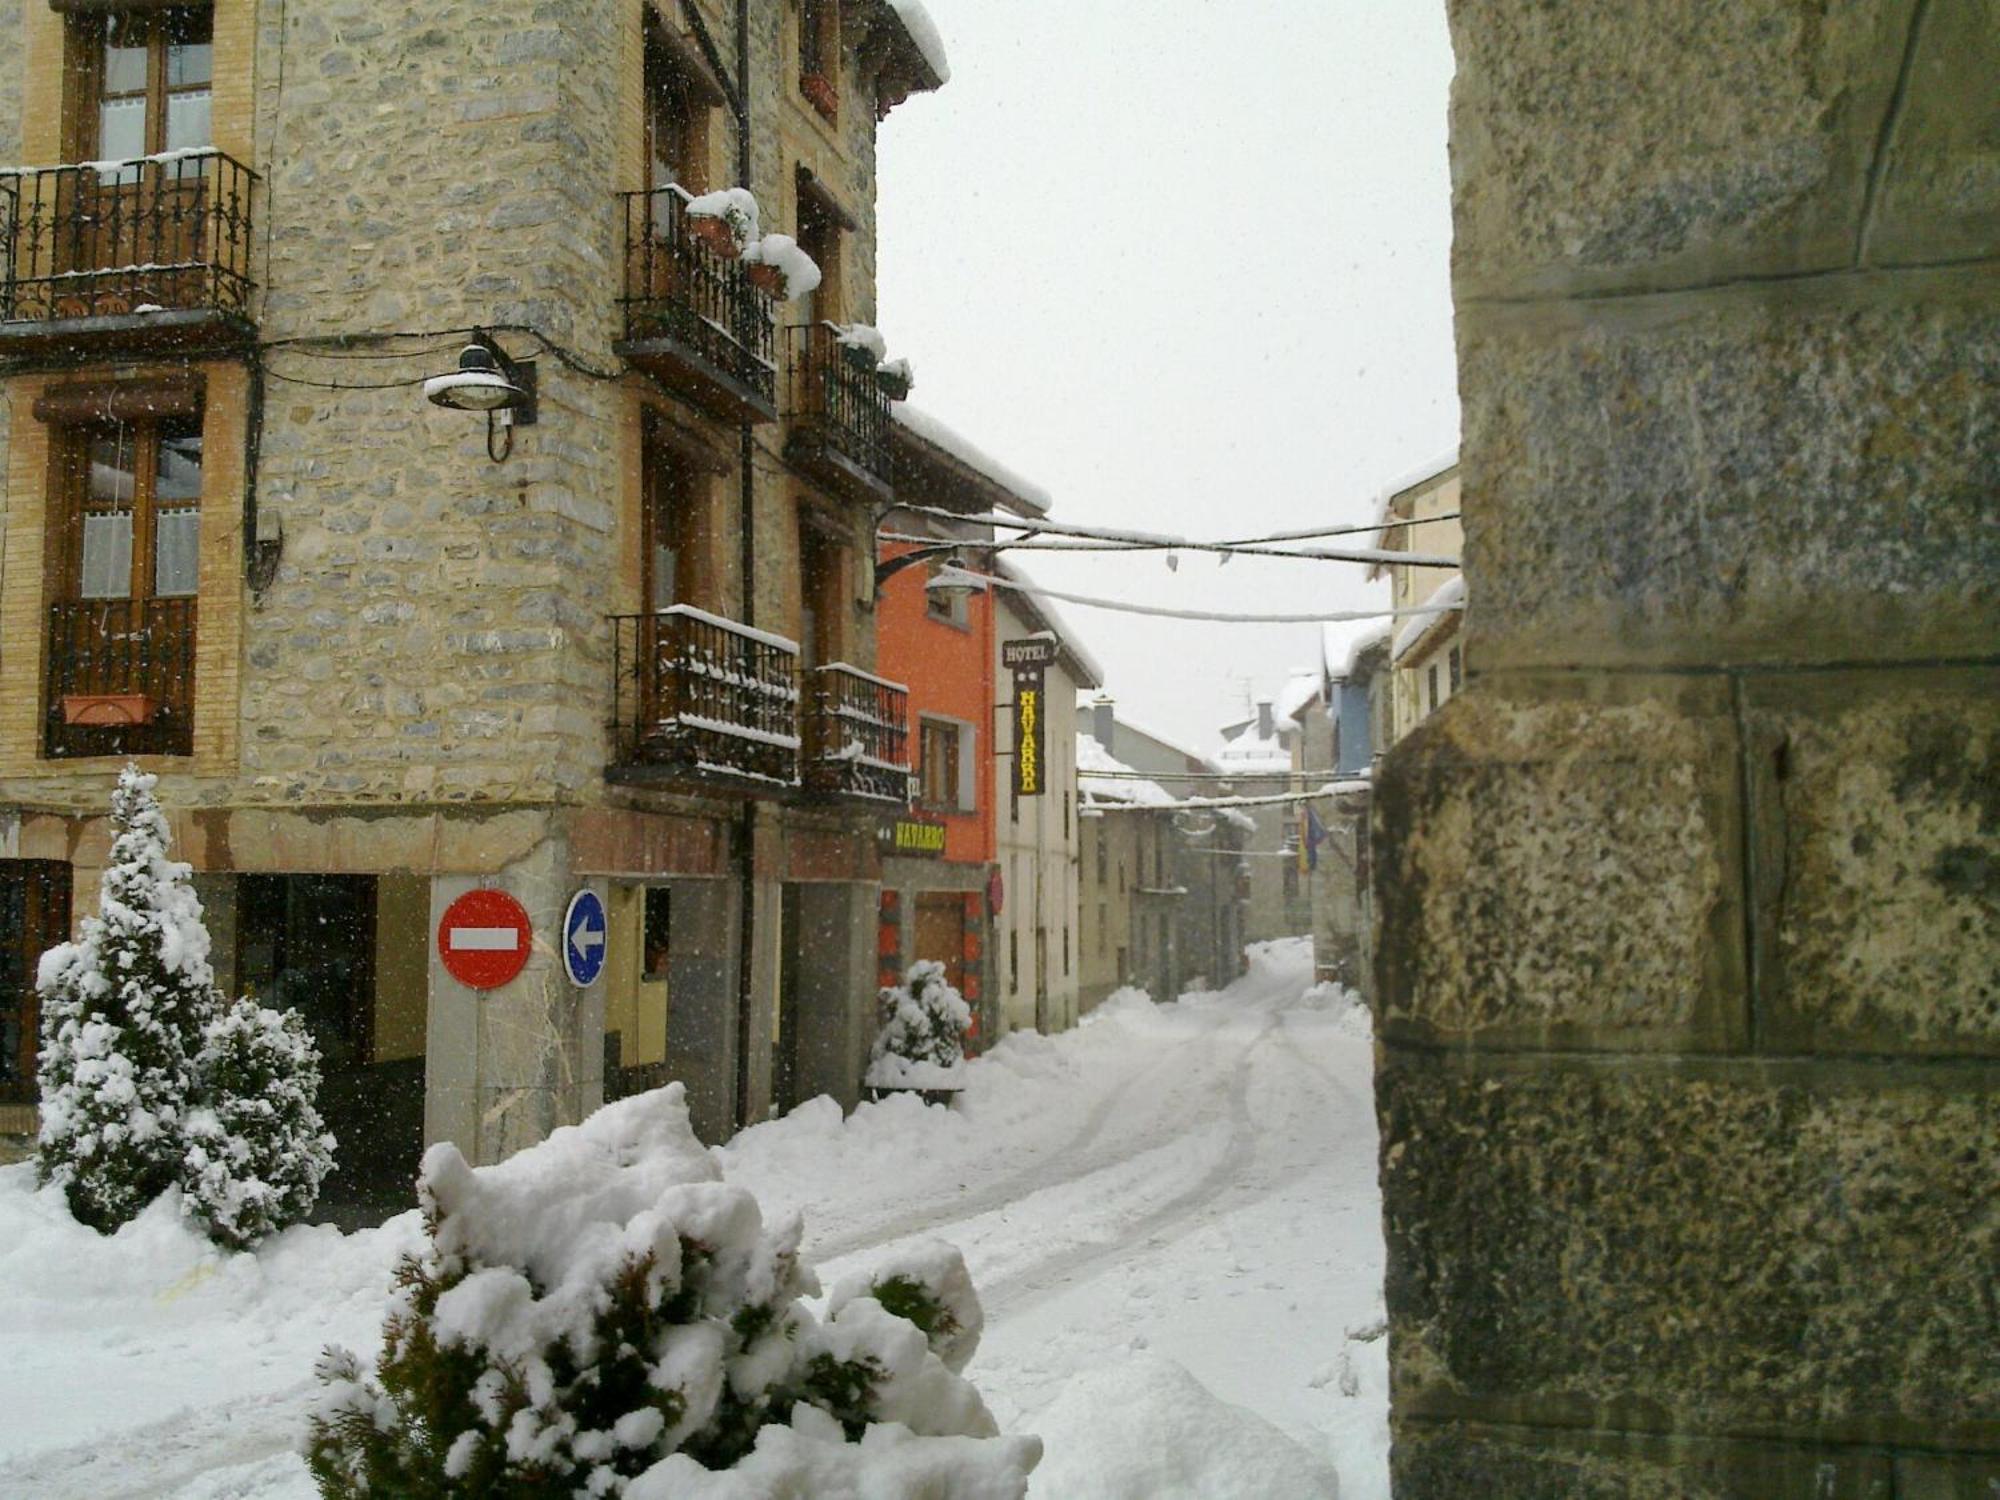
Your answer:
45,411 -> 202,757
61,6 -> 214,314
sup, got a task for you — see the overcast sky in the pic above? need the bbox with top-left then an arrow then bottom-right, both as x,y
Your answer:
876,0 -> 1458,754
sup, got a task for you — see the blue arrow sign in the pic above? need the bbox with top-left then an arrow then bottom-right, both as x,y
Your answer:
562,889 -> 607,987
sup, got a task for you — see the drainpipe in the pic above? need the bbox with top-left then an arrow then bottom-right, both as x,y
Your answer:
732,0 -> 758,1131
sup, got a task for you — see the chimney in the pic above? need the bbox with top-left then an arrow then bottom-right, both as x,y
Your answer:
1257,700 -> 1274,740
1092,698 -> 1116,752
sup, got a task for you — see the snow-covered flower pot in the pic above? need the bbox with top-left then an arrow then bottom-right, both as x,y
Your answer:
683,187 -> 760,260
875,362 -> 914,401
801,71 -> 839,121
864,960 -> 970,1105
745,260 -> 787,297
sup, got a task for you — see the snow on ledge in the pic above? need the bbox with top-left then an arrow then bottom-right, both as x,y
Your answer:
893,404 -> 1051,517
886,0 -> 951,84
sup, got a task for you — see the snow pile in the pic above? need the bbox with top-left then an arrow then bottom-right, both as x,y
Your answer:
1299,981 -> 1374,1041
865,960 -> 972,1092
307,1084 -> 1035,1497
740,233 -> 821,300
832,321 -> 889,363
36,765 -> 332,1247
1027,1355 -> 1341,1499
1077,733 -> 1175,809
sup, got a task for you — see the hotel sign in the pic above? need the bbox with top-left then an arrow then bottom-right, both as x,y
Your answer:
1002,636 -> 1060,670
880,815 -> 948,857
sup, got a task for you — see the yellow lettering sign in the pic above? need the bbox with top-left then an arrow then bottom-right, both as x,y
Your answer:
1017,687 -> 1040,795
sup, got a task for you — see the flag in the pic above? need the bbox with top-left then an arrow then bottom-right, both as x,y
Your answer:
1301,804 -> 1328,873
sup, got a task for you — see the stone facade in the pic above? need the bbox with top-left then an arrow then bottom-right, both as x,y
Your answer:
1,0 -> 946,1172
1376,2 -> 1999,1492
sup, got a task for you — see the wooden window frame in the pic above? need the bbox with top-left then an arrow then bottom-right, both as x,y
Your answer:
52,410 -> 204,604
798,0 -> 839,122
69,5 -> 214,161
644,14 -> 710,196
918,716 -> 962,811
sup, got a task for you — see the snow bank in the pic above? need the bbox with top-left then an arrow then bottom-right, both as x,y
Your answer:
1027,1355 -> 1341,1499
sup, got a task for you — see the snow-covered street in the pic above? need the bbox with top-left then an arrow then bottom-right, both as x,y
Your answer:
0,937 -> 1386,1498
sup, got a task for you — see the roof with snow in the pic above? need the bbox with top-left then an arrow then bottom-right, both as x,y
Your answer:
891,404 -> 1050,518
1331,621 -> 1391,683
1077,733 -> 1175,809
995,559 -> 1103,689
1365,449 -> 1460,575
1391,574 -> 1466,663
1274,669 -> 1321,725
869,0 -> 949,112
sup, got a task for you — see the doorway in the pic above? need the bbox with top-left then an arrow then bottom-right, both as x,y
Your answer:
1,861 -> 71,1108
236,874 -> 423,1228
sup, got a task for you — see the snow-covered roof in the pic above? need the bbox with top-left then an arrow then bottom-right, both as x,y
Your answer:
1077,733 -> 1174,809
885,0 -> 950,85
891,404 -> 1050,518
1274,669 -> 1321,725
1332,621 -> 1391,683
995,559 -> 1104,689
1391,574 -> 1466,662
1365,448 -> 1460,573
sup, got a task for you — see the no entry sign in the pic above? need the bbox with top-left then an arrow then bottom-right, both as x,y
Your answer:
438,888 -> 532,990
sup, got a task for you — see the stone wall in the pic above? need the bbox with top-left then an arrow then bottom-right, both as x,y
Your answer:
1375,2 -> 2000,1492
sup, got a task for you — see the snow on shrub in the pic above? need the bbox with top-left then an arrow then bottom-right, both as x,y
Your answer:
36,764 -> 332,1245
304,1084 -> 1037,1498
865,959 -> 971,1093
181,997 -> 336,1251
683,186 -> 759,251
36,766 -> 220,1231
828,1238 -> 984,1375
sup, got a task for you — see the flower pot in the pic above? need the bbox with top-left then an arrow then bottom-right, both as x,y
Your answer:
62,692 -> 162,727
876,367 -> 913,401
744,261 -> 786,298
685,214 -> 740,259
800,72 -> 838,122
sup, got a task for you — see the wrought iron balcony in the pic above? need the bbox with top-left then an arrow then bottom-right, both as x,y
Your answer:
784,323 -> 893,503
804,663 -> 911,805
607,606 -> 800,790
0,150 -> 255,359
43,596 -> 196,759
615,187 -> 777,424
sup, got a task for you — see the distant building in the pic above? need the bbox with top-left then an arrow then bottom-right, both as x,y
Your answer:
1074,732 -> 1178,1012
1083,703 -> 1248,998
1369,455 -> 1464,743
1301,623 -> 1390,993
1216,690 -> 1312,944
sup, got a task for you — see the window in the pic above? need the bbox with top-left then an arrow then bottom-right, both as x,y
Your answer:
1448,644 -> 1463,693
919,717 -> 970,810
798,522 -> 844,670
61,415 -> 203,602
1062,926 -> 1070,976
1094,829 -> 1107,884
1427,662 -> 1440,713
1098,903 -> 1107,953
643,413 -> 713,612
796,183 -> 842,324
1064,790 -> 1072,840
643,887 -> 672,981
644,16 -> 708,197
798,0 -> 839,121
1008,927 -> 1018,994
87,6 -> 213,166
1118,859 -> 1126,894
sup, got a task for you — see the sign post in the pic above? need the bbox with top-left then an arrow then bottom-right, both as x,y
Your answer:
437,888 -> 533,991
562,888 -> 608,987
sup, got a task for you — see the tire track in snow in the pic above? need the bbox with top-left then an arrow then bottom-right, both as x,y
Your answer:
972,1013 -> 1283,1317
798,1002 -> 1255,1266
0,1378 -> 315,1499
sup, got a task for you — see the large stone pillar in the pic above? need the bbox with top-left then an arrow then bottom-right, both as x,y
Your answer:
1376,3 -> 1999,1492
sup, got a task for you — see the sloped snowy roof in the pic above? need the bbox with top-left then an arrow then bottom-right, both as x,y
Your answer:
1333,621 -> 1391,682
885,0 -> 951,84
1077,733 -> 1175,808
994,558 -> 1104,689
892,404 -> 1050,517
1274,669 -> 1321,725
1391,574 -> 1466,662
1365,449 -> 1460,573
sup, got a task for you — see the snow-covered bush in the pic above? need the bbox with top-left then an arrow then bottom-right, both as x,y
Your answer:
36,764 -> 332,1247
36,766 -> 218,1232
829,1239 -> 984,1375
865,960 -> 971,1093
740,232 -> 821,300
181,997 -> 336,1250
304,1084 -> 1037,1498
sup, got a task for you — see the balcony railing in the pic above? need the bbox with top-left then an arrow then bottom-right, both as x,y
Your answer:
804,663 -> 911,804
783,323 -> 893,501
43,596 -> 196,759
616,187 -> 777,422
608,606 -> 800,788
0,150 -> 255,344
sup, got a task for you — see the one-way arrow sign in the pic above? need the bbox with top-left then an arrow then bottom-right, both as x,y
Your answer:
562,888 -> 607,987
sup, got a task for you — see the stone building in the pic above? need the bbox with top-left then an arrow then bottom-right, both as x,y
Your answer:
0,0 -> 952,1203
1374,4 -> 1998,1493
1216,688 -> 1312,944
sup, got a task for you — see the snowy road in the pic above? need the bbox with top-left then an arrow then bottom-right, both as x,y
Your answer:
0,937 -> 1387,1498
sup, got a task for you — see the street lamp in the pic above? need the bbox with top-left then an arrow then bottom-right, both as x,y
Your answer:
425,331 -> 538,461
